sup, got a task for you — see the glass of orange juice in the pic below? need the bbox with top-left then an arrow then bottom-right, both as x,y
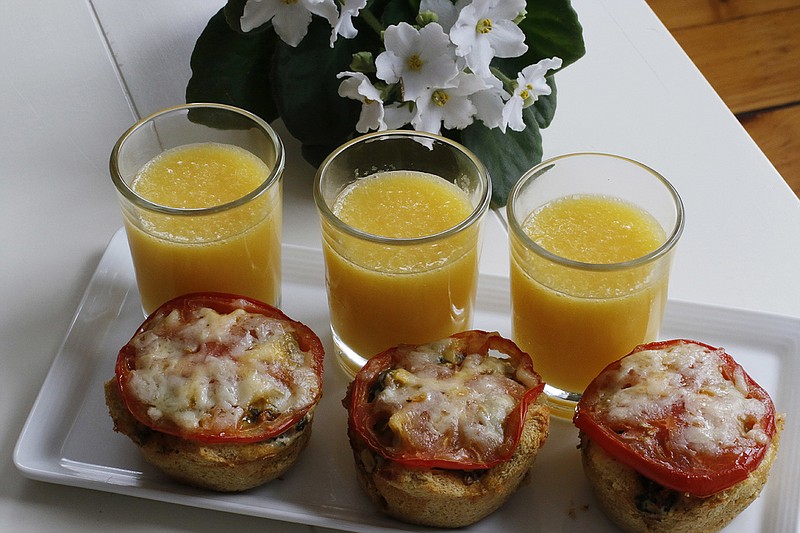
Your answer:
110,103 -> 284,315
507,152 -> 684,417
314,131 -> 491,376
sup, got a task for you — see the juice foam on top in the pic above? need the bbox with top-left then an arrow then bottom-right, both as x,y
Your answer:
132,142 -> 268,209
333,171 -> 473,238
523,194 -> 666,264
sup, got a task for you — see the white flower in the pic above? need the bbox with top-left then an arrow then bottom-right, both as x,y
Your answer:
375,22 -> 459,102
337,72 -> 387,132
502,57 -> 562,132
449,0 -> 527,77
330,0 -> 367,46
384,102 -> 415,129
419,0 -> 468,32
241,0 -> 338,47
412,72 -> 486,135
470,74 -> 508,129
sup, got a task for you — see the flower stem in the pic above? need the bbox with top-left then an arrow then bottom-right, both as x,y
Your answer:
491,66 -> 516,92
360,8 -> 385,37
491,66 -> 513,85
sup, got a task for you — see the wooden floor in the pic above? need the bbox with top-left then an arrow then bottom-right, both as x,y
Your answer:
646,0 -> 800,198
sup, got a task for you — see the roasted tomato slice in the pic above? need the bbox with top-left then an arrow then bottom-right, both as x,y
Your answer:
115,292 -> 325,444
574,339 -> 776,497
344,330 -> 546,470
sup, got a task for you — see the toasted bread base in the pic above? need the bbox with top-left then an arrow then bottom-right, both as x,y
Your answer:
347,404 -> 550,528
105,379 -> 313,492
580,415 -> 784,533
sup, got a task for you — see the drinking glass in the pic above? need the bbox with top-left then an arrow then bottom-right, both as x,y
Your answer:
314,130 -> 491,376
110,103 -> 284,315
507,152 -> 684,417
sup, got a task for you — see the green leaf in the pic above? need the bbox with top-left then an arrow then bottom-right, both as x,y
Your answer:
378,0 -> 418,27
494,0 -> 584,79
459,107 -> 543,207
221,0 -> 279,34
186,8 -> 278,123
222,0 -> 249,32
519,0 -> 585,68
271,17 -> 365,165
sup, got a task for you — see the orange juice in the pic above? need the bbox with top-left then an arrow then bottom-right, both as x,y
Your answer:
510,195 -> 668,397
321,170 -> 478,371
124,142 -> 281,314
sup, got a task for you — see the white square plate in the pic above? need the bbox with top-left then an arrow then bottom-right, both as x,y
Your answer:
14,228 -> 800,532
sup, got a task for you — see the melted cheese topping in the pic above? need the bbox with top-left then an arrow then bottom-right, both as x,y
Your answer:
127,307 -> 319,433
602,342 -> 769,455
372,339 -> 527,462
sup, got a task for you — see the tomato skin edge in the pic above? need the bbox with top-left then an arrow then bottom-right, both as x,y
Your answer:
573,339 -> 776,497
345,330 -> 546,471
115,292 -> 325,445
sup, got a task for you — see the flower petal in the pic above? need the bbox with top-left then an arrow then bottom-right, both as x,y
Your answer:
273,3 -> 313,47
420,0 -> 459,32
304,0 -> 339,24
337,72 -> 386,132
337,72 -> 381,102
484,0 -> 526,21
356,101 -> 385,132
486,21 -> 527,58
240,0 -> 280,32
412,97 -> 444,135
441,94 -> 476,130
502,95 -> 525,132
472,76 -> 508,129
331,0 -> 367,45
384,103 -> 415,129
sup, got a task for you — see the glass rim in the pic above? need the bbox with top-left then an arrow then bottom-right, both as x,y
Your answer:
313,130 -> 492,246
109,102 -> 285,216
507,152 -> 685,271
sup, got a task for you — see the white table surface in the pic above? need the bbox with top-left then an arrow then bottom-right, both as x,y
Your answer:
2,1 -> 799,531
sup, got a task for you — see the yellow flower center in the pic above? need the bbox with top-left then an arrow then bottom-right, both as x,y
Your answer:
520,84 -> 534,101
476,18 -> 493,34
406,54 -> 424,71
431,90 -> 449,107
